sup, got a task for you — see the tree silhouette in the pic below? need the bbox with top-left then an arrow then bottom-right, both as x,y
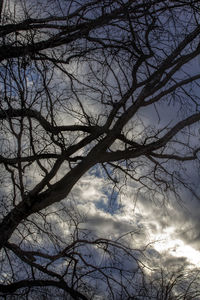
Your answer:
0,0 -> 200,298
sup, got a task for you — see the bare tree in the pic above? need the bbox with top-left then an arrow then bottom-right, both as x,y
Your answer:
135,265 -> 200,300
0,0 -> 200,298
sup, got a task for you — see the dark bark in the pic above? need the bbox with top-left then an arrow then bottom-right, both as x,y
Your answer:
0,280 -> 88,300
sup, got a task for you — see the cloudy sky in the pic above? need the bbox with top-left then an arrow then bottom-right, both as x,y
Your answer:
2,1 -> 200,298
69,163 -> 200,268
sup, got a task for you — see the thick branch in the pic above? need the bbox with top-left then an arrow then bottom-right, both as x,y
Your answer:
0,152 -> 97,249
0,108 -> 100,134
0,280 -> 88,300
150,148 -> 200,161
99,112 -> 200,162
0,0 -> 150,61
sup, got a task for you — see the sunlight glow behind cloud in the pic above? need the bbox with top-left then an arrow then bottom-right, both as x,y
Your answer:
149,226 -> 200,268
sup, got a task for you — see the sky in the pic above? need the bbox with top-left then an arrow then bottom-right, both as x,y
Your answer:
71,165 -> 200,267
2,0 -> 200,298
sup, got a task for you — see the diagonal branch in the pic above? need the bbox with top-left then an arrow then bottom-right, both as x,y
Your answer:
99,112 -> 200,162
0,280 -> 88,300
0,108 -> 101,134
